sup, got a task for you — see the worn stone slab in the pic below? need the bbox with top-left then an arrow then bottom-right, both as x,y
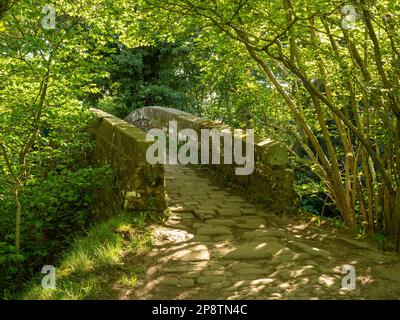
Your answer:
214,235 -> 235,242
241,229 -> 285,240
233,268 -> 269,276
202,270 -> 233,277
231,278 -> 275,288
287,241 -> 332,259
221,242 -> 284,260
179,279 -> 195,287
191,235 -> 212,242
229,262 -> 262,270
205,219 -> 237,227
336,237 -> 371,249
239,208 -> 257,215
162,245 -> 210,262
169,205 -> 196,212
197,205 -> 220,210
163,265 -> 194,273
270,253 -> 294,265
197,276 -> 226,284
162,277 -> 196,287
194,209 -> 217,216
197,226 -> 233,236
218,209 -> 242,217
178,212 -> 195,219
236,222 -> 266,229
183,272 -> 202,279
163,277 -> 179,286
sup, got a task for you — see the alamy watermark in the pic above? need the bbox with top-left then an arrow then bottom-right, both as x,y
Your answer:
41,265 -> 56,289
342,5 -> 357,30
41,4 -> 56,30
341,264 -> 356,289
146,121 -> 255,175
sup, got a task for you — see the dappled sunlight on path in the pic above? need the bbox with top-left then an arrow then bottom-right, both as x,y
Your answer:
123,164 -> 400,300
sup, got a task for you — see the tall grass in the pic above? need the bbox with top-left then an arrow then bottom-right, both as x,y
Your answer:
18,211 -> 163,300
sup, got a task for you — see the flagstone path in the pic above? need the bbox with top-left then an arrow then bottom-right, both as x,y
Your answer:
124,164 -> 400,300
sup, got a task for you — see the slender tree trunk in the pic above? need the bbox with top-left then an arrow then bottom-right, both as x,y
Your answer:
14,184 -> 21,253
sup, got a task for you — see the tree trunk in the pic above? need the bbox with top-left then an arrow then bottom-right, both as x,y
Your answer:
14,184 -> 22,253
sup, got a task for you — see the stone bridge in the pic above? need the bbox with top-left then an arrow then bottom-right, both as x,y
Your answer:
90,106 -> 297,213
88,107 -> 400,299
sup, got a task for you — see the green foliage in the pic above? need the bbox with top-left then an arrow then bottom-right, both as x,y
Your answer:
372,232 -> 396,251
0,0 -> 118,296
91,42 -> 200,117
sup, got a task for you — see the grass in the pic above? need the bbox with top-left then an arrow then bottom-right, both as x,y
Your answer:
117,274 -> 138,288
17,210 -> 165,300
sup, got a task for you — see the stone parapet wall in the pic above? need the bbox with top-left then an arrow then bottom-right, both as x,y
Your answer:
90,108 -> 166,212
126,106 -> 298,210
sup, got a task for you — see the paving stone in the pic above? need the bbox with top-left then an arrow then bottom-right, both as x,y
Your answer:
261,286 -> 282,295
183,272 -> 202,279
193,223 -> 208,228
229,262 -> 262,270
203,215 -> 215,219
274,262 -> 297,270
178,212 -> 195,219
217,203 -> 241,209
170,205 -> 196,212
224,196 -> 246,203
192,196 -> 210,201
271,248 -> 310,265
211,195 -> 231,200
231,278 -> 275,288
163,220 -> 190,230
159,165 -> 400,299
291,266 -> 319,278
182,201 -> 201,206
241,229 -> 285,240
197,226 -> 233,236
162,245 -> 210,262
164,266 -> 195,273
265,292 -> 283,299
218,209 -> 242,217
287,241 -> 332,259
163,277 -> 179,286
197,205 -> 220,210
236,222 -> 267,229
210,283 -> 223,290
206,263 -> 225,271
336,237 -> 371,249
214,235 -> 235,242
271,269 -> 292,280
270,253 -> 294,265
239,208 -> 257,215
204,200 -> 227,206
191,235 -> 212,242
197,276 -> 226,284
239,203 -> 256,208
288,253 -> 311,261
205,219 -> 237,227
317,275 -> 337,287
202,270 -> 233,277
233,268 -> 269,276
221,242 -> 284,260
194,209 -> 217,217
304,259 -> 320,267
235,216 -> 266,223
222,280 -> 231,287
